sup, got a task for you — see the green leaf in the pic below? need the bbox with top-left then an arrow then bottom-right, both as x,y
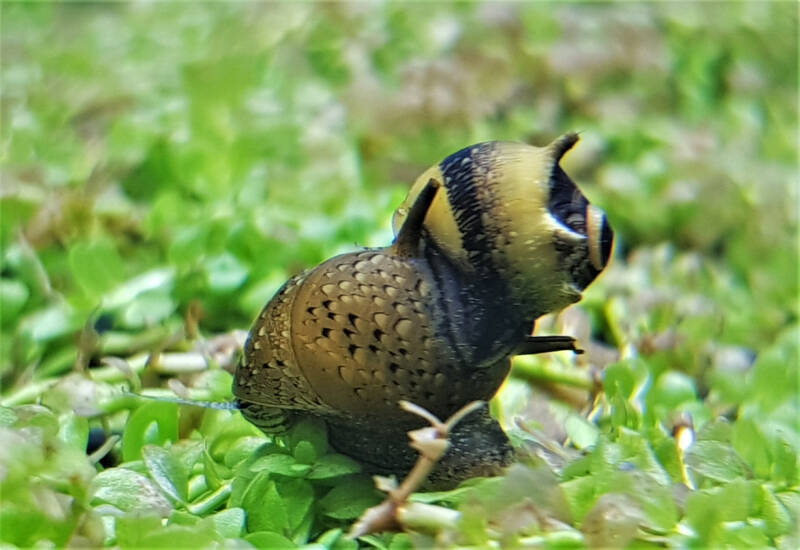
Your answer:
204,252 -> 249,293
565,414 -> 600,450
207,507 -> 246,539
68,239 -> 125,299
171,440 -> 205,480
293,440 -> 318,465
561,475 -> 599,525
696,418 -> 734,443
275,478 -> 315,533
0,406 -> 18,427
121,401 -> 179,462
651,370 -> 697,409
308,453 -> 362,479
714,523 -> 769,547
250,453 -> 309,477
604,361 -> 635,399
732,418 -> 772,479
773,439 -> 798,485
89,468 -> 172,516
222,436 -> 269,469
245,531 -> 297,548
751,327 -> 798,412
609,390 -> 639,430
137,521 -> 221,548
616,428 -> 670,486
168,225 -> 209,267
18,302 -> 79,343
242,472 -> 289,533
686,440 -> 749,483
102,268 -> 175,310
0,278 -> 29,325
13,404 -> 60,436
142,444 -> 188,504
686,479 -> 756,543
580,493 -> 642,549
203,447 -> 225,490
120,139 -> 179,201
315,528 -> 345,548
319,476 -> 380,519
332,536 -> 360,550
168,509 -> 200,526
120,290 -> 176,328
615,469 -> 677,532
288,417 -> 328,458
57,412 -> 89,451
115,514 -> 163,548
756,486 -> 793,537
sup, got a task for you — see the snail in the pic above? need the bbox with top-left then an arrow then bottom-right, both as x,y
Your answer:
233,133 -> 613,487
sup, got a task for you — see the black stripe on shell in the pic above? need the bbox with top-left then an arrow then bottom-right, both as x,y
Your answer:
438,143 -> 497,268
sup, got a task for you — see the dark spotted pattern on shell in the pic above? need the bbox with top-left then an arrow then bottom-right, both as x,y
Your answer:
235,272 -> 333,413
235,249 -> 512,423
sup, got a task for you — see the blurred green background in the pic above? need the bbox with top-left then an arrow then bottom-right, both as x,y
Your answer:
1,2 -> 797,548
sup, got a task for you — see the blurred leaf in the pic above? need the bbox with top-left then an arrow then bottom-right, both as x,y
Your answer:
565,414 -> 600,450
731,418 -> 771,479
0,278 -> 29,325
204,252 -> 249,294
90,468 -> 172,516
115,514 -> 163,548
0,407 -> 18,427
581,493 -> 642,549
604,361 -> 636,399
650,370 -> 697,410
756,486 -> 793,537
103,268 -> 175,310
120,290 -> 176,328
137,521 -> 221,548
68,239 -> 125,299
18,302 -> 79,343
616,428 -> 671,486
120,139 -> 179,201
686,440 -> 749,483
772,439 -> 799,485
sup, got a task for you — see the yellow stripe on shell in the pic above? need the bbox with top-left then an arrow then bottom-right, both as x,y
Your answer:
393,164 -> 472,271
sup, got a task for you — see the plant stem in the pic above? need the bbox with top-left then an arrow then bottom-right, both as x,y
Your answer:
511,356 -> 593,390
186,482 -> 232,516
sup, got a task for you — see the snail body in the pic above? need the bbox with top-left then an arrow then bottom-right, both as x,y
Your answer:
234,134 -> 613,486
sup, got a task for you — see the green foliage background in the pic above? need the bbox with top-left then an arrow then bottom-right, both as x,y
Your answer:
1,2 -> 797,548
